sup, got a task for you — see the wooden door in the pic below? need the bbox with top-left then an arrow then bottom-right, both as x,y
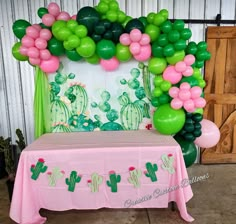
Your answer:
201,27 -> 236,164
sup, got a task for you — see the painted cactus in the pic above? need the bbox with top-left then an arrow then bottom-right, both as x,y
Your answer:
128,167 -> 142,188
144,162 -> 158,182
65,171 -> 82,192
30,158 -> 48,180
52,122 -> 71,133
47,167 -> 65,187
68,114 -> 95,132
87,173 -> 103,193
161,154 -> 175,174
66,83 -> 88,115
119,92 -> 143,130
106,170 -> 121,193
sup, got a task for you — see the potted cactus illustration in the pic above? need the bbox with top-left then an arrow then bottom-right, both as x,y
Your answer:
128,167 -> 142,188
106,170 -> 121,193
87,173 -> 103,193
65,171 -> 82,192
144,162 -> 158,182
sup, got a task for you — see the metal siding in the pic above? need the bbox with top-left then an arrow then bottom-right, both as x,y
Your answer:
126,0 -> 142,18
158,0 -> 174,18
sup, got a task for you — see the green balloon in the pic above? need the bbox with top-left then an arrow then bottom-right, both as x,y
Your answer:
153,13 -> 165,26
153,104 -> 185,135
48,38 -> 65,56
160,20 -> 172,34
125,18 -> 145,33
96,39 -> 116,59
151,43 -> 164,58
67,35 -> 80,49
159,9 -> 169,20
110,22 -> 124,43
37,7 -> 48,19
74,25 -> 88,38
148,57 -> 167,74
174,39 -> 187,51
67,20 -> 78,32
97,1 -> 109,14
117,11 -> 127,23
163,44 -> 175,57
122,16 -> 132,27
85,53 -> 100,64
55,27 -> 72,41
147,12 -> 155,24
66,49 -> 82,61
168,30 -> 180,43
12,42 -> 28,61
52,20 -> 67,35
157,34 -> 169,47
174,135 -> 197,168
39,23 -> 51,30
76,37 -> 96,58
196,50 -> 208,61
106,10 -> 118,22
166,50 -> 185,65
195,60 -> 204,68
158,93 -> 171,104
138,16 -> 148,28
180,28 -> 192,40
12,19 -> 31,39
197,41 -> 207,51
116,43 -> 132,62
151,97 -> 160,107
173,20 -> 185,31
145,24 -> 160,42
186,41 -> 197,55
180,76 -> 199,87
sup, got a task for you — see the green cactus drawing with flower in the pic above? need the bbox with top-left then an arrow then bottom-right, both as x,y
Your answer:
128,167 -> 142,188
65,171 -> 82,192
106,171 -> 121,193
87,173 -> 103,193
30,158 -> 48,180
144,162 -> 158,182
161,154 -> 175,174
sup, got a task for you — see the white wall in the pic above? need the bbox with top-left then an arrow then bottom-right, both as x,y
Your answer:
0,0 -> 235,145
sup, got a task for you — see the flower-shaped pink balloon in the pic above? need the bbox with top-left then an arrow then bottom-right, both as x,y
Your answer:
35,38 -> 47,50
40,56 -> 60,73
40,49 -> 51,60
26,26 -> 40,39
40,29 -> 52,41
130,29 -> 142,42
21,35 -> 35,48
120,33 -> 131,46
129,42 -> 141,55
184,54 -> 195,66
133,45 -> 151,62
163,66 -> 182,84
139,34 -> 150,45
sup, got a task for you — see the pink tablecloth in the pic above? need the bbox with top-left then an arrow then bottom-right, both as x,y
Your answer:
10,130 -> 194,224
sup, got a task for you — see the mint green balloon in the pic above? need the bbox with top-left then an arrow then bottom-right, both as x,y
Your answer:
76,37 -> 96,58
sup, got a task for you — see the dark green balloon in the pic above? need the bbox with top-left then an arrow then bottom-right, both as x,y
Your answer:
151,97 -> 160,107
151,43 -> 164,58
174,135 -> 197,168
163,44 -> 175,57
125,18 -> 145,33
12,19 -> 31,39
94,22 -> 106,35
197,41 -> 207,51
103,30 -> 113,40
39,22 -> 51,30
173,20 -> 185,31
192,113 -> 203,122
158,93 -> 171,104
96,39 -> 116,59
195,60 -> 204,68
186,42 -> 198,55
157,34 -> 169,47
160,20 -> 172,34
110,22 -> 124,43
168,30 -> 180,43
138,16 -> 148,27
180,76 -> 199,87
37,7 -> 48,19
174,39 -> 187,51
66,49 -> 82,61
91,33 -> 102,42
196,50 -> 208,61
48,37 -> 65,56
180,28 -> 192,40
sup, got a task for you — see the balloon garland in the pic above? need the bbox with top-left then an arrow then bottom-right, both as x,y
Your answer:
11,0 -> 220,167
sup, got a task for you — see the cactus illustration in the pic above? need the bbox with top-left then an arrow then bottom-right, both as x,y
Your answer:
91,91 -> 111,113
120,68 -> 140,90
119,92 -> 143,130
144,162 -> 158,182
161,154 -> 175,174
68,114 -> 95,132
47,167 -> 65,187
134,87 -> 150,118
106,170 -> 121,193
65,171 -> 82,192
128,167 -> 142,188
87,173 -> 103,193
65,83 -> 88,114
52,122 -> 71,132
30,158 -> 48,180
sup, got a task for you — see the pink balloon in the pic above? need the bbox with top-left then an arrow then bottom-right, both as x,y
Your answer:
133,45 -> 151,61
40,29 -> 52,41
180,82 -> 191,90
26,26 -> 40,39
163,66 -> 182,84
184,54 -> 195,66
183,99 -> 195,112
175,61 -> 187,73
178,89 -> 191,101
40,56 -> 60,73
129,42 -> 141,55
35,38 -> 47,50
190,86 -> 202,98
48,2 -> 60,17
27,47 -> 40,58
194,119 -> 220,148
130,29 -> 142,42
182,66 -> 193,77
40,49 -> 51,60
171,98 -> 183,109
56,11 -> 71,21
42,14 -> 55,27
169,87 -> 179,98
19,46 -> 28,56
32,24 -> 42,31
119,33 -> 131,46
194,97 -> 206,108
71,15 -> 77,20
29,57 -> 40,65
21,35 -> 35,48
139,34 -> 150,45
100,57 -> 119,71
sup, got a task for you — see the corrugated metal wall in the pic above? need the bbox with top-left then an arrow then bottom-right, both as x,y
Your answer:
0,0 -> 236,145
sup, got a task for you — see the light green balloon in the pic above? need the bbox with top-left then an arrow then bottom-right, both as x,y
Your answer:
145,24 -> 160,42
12,42 -> 28,61
116,43 -> 132,62
55,27 -> 72,41
76,37 -> 96,58
74,25 -> 88,38
148,57 -> 167,75
166,50 -> 185,65
85,53 -> 100,64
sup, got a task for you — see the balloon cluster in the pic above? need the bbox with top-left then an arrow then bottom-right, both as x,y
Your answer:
169,82 -> 206,112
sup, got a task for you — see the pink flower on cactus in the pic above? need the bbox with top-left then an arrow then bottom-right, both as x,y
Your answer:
87,180 -> 91,183
47,172 -> 52,175
129,167 -> 135,171
38,158 -> 45,163
168,154 -> 173,157
143,171 -> 147,175
145,124 -> 152,130
109,170 -> 115,175
61,170 -> 65,174
31,164 -> 35,168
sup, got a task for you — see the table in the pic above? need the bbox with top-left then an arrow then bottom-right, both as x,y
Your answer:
10,130 -> 194,223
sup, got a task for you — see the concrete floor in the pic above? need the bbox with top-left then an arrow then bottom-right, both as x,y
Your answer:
0,164 -> 235,224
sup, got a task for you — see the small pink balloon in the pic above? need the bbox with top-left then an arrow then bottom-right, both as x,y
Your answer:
35,38 -> 47,50
119,33 -> 131,46
129,42 -> 141,55
175,61 -> 187,73
133,45 -> 151,62
183,99 -> 195,112
56,11 -> 71,21
71,15 -> 77,20
48,2 -> 60,17
178,89 -> 191,101
194,119 -> 220,148
182,65 -> 193,77
139,34 -> 150,45
40,56 -> 60,73
184,54 -> 195,66
40,49 -> 51,60
26,26 -> 40,39
130,29 -> 142,42
32,24 -> 42,31
169,87 -> 179,98
163,66 -> 182,84
171,98 -> 183,110
40,29 -> 52,41
190,86 -> 202,99
100,57 -> 119,71
27,47 -> 40,58
180,82 -> 191,90
42,14 -> 55,27
29,57 -> 41,65
194,97 -> 206,108
19,46 -> 28,56
21,35 -> 35,48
